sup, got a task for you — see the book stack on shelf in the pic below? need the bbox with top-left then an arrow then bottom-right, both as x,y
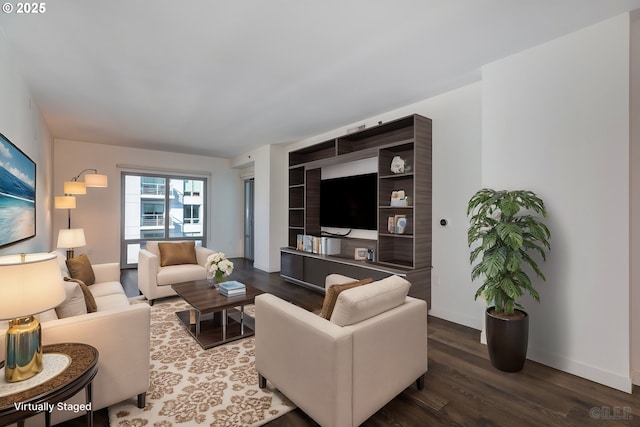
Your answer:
218,280 -> 246,297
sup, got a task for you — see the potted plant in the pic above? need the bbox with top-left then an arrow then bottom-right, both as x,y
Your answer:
467,189 -> 551,372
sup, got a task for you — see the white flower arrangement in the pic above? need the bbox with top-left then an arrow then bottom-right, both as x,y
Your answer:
206,252 -> 234,282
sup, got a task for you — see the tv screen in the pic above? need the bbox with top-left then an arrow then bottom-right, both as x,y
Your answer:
320,173 -> 377,230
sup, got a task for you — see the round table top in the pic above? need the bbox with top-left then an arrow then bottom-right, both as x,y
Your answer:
0,343 -> 99,424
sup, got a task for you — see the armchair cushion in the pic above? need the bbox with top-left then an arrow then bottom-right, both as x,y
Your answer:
330,275 -> 411,326
158,241 -> 197,266
66,253 -> 96,285
320,278 -> 373,320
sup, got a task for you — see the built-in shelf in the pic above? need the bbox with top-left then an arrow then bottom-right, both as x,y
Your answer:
284,114 -> 432,303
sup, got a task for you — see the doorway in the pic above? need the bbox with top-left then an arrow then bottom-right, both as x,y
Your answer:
244,178 -> 255,261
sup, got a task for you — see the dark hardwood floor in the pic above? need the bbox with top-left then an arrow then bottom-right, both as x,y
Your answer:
62,258 -> 639,426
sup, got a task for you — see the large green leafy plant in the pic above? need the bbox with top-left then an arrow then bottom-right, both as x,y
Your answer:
467,189 -> 551,316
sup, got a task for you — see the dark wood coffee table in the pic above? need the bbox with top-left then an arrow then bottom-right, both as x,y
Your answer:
171,279 -> 263,349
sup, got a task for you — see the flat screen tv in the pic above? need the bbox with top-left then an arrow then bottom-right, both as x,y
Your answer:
0,132 -> 36,248
320,173 -> 377,230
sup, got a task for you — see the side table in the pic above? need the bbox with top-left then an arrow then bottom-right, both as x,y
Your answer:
0,343 -> 99,427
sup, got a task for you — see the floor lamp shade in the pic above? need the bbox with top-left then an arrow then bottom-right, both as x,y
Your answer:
84,173 -> 108,187
0,253 -> 67,382
63,180 -> 87,194
54,196 -> 76,209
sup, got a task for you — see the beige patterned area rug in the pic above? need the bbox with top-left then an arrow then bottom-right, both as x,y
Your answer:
108,298 -> 295,426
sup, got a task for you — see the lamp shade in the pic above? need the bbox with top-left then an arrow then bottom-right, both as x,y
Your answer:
84,173 -> 108,188
54,196 -> 76,209
0,253 -> 66,320
63,180 -> 87,195
57,228 -> 86,249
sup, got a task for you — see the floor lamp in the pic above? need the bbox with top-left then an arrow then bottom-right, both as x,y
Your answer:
55,168 -> 108,228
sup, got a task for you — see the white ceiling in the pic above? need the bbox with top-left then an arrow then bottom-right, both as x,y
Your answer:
1,0 -> 639,158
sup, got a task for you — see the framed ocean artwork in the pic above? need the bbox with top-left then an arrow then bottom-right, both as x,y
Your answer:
0,132 -> 36,248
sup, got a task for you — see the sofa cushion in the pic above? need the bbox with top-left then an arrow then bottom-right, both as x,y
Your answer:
56,280 -> 88,318
320,278 -> 373,320
95,293 -> 131,311
158,241 -> 197,267
90,281 -> 128,298
330,275 -> 411,326
53,250 -> 71,279
66,253 -> 96,285
64,277 -> 97,313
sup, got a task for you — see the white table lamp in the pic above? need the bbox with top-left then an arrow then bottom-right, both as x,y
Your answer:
0,253 -> 66,382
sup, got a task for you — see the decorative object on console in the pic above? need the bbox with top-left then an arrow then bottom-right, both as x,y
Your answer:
206,252 -> 234,284
55,168 -> 108,228
0,132 -> 36,249
390,155 -> 405,174
56,228 -> 86,259
0,253 -> 66,382
354,248 -> 368,260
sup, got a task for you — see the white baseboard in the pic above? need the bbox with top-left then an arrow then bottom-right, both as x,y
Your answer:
527,347 -> 633,393
428,308 -> 482,331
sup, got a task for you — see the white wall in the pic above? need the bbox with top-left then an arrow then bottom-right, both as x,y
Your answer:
0,31 -> 54,257
232,144 -> 287,273
482,13 -> 631,392
53,139 -> 243,264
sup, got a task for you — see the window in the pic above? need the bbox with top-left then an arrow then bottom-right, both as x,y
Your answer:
121,173 -> 207,267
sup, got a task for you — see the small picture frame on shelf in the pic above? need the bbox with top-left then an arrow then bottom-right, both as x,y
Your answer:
395,215 -> 407,234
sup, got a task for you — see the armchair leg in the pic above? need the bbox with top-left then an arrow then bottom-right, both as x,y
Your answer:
148,299 -> 154,306
137,392 -> 146,408
416,374 -> 425,390
258,373 -> 267,389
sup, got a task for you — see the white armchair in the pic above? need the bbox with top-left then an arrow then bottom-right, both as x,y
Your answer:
255,275 -> 428,427
138,241 -> 215,304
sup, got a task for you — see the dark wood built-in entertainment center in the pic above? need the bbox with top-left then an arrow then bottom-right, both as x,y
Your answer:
281,114 -> 432,305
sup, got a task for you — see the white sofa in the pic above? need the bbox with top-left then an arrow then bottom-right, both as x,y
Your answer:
255,274 -> 428,427
0,253 -> 151,425
138,241 -> 215,304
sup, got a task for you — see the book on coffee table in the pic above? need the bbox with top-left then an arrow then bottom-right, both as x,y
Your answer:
218,281 -> 246,297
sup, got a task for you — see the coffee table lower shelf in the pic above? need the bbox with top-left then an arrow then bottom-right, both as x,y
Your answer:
175,309 -> 255,349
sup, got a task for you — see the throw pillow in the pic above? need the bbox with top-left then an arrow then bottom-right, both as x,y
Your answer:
55,280 -> 88,319
66,253 -> 96,286
158,241 -> 198,267
64,277 -> 98,313
319,278 -> 373,320
330,275 -> 411,326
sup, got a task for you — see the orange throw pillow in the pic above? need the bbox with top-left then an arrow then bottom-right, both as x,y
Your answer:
158,241 -> 198,267
320,278 -> 373,320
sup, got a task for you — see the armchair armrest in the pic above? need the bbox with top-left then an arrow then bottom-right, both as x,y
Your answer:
138,249 -> 158,297
255,294 -> 353,427
92,262 -> 121,283
195,246 -> 215,266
